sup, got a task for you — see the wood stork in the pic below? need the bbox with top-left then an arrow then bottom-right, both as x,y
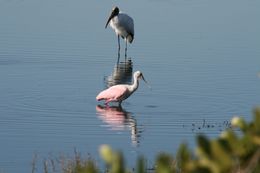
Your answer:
105,6 -> 134,57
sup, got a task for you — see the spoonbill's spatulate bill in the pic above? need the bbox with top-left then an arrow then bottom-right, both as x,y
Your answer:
105,6 -> 134,54
96,71 -> 147,105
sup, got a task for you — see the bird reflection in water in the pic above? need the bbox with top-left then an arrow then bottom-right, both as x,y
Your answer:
105,57 -> 133,88
96,105 -> 141,146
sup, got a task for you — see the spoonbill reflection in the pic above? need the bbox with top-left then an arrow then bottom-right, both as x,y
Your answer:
96,71 -> 148,106
96,105 -> 140,146
105,6 -> 134,57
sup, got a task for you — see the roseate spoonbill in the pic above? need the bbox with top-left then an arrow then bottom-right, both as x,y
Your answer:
96,71 -> 147,105
105,6 -> 134,56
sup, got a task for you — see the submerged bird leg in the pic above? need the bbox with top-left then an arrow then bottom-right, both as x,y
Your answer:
118,101 -> 122,107
118,103 -> 122,109
105,101 -> 109,106
105,99 -> 112,107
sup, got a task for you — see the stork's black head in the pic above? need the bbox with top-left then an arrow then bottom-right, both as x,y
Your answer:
105,6 -> 120,28
112,6 -> 119,15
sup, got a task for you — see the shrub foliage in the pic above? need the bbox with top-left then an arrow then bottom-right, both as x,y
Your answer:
36,108 -> 260,173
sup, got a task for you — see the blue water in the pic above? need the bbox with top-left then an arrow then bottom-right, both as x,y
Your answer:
0,0 -> 260,172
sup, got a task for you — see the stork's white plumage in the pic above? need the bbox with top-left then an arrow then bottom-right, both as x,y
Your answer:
105,6 -> 134,54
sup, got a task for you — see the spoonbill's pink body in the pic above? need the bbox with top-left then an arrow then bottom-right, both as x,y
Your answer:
96,71 -> 147,105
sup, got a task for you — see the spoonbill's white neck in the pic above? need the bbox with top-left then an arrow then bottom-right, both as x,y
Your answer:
129,71 -> 141,93
132,75 -> 139,90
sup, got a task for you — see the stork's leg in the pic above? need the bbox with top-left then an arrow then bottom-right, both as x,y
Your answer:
117,52 -> 120,64
117,35 -> 120,51
117,35 -> 121,62
125,40 -> 127,58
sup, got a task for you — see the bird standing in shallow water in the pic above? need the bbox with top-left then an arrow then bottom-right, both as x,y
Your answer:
96,71 -> 147,106
105,6 -> 134,57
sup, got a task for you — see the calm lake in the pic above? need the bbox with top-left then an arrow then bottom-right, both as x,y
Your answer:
0,0 -> 260,172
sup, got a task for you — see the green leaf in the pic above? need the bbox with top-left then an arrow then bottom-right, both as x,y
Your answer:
136,156 -> 146,173
99,144 -> 113,164
155,153 -> 175,173
196,135 -> 212,158
176,143 -> 192,170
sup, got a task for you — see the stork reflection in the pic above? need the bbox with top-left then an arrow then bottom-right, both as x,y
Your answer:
96,105 -> 141,146
105,57 -> 133,88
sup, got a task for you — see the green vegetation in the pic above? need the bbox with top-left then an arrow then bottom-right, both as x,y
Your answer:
34,107 -> 260,173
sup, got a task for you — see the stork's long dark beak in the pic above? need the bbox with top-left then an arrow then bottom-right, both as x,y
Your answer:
105,12 -> 115,28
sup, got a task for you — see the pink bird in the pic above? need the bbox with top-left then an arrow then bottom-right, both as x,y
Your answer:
96,71 -> 148,105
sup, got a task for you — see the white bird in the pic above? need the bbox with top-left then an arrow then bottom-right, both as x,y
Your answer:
105,6 -> 134,56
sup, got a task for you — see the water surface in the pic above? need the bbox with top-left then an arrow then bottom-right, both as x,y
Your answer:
0,0 -> 260,172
